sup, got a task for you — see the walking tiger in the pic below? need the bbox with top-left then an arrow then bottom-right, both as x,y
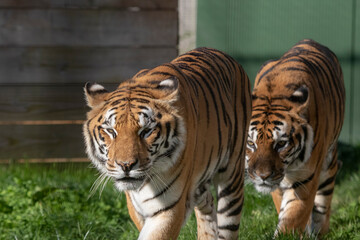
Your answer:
83,47 -> 251,239
246,39 -> 345,235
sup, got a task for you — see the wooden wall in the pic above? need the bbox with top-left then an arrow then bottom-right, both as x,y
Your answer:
0,0 -> 178,163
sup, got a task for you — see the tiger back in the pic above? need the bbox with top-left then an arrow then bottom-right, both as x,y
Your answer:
246,39 -> 345,235
83,47 -> 251,239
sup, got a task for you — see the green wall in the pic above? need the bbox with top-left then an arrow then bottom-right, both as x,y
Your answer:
197,0 -> 360,143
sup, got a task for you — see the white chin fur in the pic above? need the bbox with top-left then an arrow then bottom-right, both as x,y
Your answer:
254,184 -> 277,194
114,179 -> 144,191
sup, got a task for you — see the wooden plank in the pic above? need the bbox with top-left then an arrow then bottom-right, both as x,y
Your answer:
0,9 -> 177,47
0,84 -> 119,121
0,0 -> 177,10
0,124 -> 85,159
0,47 -> 177,84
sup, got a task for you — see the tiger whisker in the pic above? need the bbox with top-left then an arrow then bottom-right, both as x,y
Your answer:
149,167 -> 171,198
99,175 -> 112,197
88,171 -> 108,199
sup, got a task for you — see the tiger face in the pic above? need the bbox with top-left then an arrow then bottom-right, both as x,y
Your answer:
246,86 -> 314,194
83,79 -> 185,191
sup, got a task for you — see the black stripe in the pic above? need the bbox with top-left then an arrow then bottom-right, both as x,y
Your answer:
150,198 -> 180,217
172,117 -> 178,137
178,56 -> 197,63
228,201 -> 243,216
279,198 -> 297,212
272,120 -> 283,125
134,69 -> 150,78
181,68 -> 211,124
130,98 -> 150,104
149,71 -> 173,77
318,188 -> 334,196
217,196 -> 242,214
299,56 -> 326,96
198,147 -> 214,187
147,184 -> 186,218
86,120 -> 99,163
295,133 -> 302,144
196,48 -> 229,94
288,87 -> 308,103
93,128 -> 105,155
165,63 -> 199,116
107,113 -> 116,120
251,121 -> 260,125
218,170 -> 243,199
156,145 -> 177,159
218,224 -> 239,231
143,168 -> 183,202
163,122 -> 171,148
209,50 -> 234,90
281,67 -> 310,74
133,89 -> 154,96
292,173 -> 315,189
251,113 -> 263,119
110,98 -> 127,106
137,105 -> 149,110
178,63 -> 224,146
297,148 -> 305,162
107,93 -> 126,101
218,166 -> 227,173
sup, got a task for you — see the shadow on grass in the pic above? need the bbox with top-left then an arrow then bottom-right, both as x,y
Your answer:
336,141 -> 360,183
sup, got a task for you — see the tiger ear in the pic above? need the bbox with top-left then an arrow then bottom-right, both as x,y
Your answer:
291,85 -> 309,117
153,77 -> 179,103
84,82 -> 109,108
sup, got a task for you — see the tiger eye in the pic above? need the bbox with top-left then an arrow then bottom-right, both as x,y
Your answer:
107,129 -> 115,135
276,140 -> 287,149
247,140 -> 255,146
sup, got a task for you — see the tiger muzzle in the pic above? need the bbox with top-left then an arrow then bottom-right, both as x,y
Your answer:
248,153 -> 284,184
116,159 -> 138,173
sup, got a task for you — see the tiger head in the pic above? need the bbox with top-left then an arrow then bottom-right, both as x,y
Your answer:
246,84 -> 314,194
83,78 -> 186,191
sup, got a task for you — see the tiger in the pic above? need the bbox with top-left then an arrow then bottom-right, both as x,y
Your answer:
246,39 -> 345,236
83,47 -> 251,239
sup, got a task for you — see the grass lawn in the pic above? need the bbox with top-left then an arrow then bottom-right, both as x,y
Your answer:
0,142 -> 359,239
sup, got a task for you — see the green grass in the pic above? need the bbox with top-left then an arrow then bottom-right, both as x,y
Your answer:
0,142 -> 359,239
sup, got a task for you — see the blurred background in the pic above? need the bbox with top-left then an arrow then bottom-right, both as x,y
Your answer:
0,1 -> 359,239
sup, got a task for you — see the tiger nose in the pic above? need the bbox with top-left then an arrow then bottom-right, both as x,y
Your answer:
256,170 -> 274,180
117,159 -> 138,173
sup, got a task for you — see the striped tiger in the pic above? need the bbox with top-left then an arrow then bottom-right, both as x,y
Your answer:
83,47 -> 251,239
246,39 -> 345,235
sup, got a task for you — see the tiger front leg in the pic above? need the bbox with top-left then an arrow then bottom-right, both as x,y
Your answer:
310,156 -> 341,235
194,185 -> 218,239
215,163 -> 244,239
126,192 -> 145,231
137,198 -> 187,240
275,181 -> 318,236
